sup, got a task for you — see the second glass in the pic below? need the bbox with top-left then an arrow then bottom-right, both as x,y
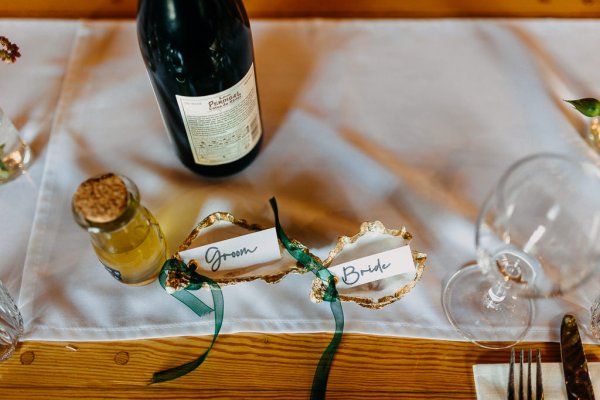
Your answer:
0,280 -> 23,361
442,153 -> 600,348
0,108 -> 31,184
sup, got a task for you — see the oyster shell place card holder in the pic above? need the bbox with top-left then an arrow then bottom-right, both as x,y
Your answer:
172,212 -> 310,286
165,211 -> 426,306
311,221 -> 427,309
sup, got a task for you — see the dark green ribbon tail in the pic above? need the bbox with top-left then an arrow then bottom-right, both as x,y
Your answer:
151,259 -> 224,384
269,197 -> 344,400
312,300 -> 344,399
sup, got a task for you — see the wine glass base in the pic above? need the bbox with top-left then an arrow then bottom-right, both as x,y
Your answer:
442,263 -> 534,349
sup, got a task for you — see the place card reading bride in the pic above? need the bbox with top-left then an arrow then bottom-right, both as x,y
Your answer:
311,221 -> 426,309
326,245 -> 416,289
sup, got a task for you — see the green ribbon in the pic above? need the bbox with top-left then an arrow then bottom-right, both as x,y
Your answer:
269,198 -> 344,400
151,258 -> 224,384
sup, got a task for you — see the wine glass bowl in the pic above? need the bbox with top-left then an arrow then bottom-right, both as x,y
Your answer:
443,153 -> 600,348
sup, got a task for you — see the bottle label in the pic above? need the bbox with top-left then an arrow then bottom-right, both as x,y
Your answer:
175,64 -> 262,166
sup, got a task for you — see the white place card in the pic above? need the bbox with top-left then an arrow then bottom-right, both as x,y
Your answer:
327,245 -> 415,289
180,227 -> 281,272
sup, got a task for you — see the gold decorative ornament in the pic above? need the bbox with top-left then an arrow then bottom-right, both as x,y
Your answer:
172,213 -> 426,305
173,212 -> 311,286
165,269 -> 192,294
310,221 -> 427,309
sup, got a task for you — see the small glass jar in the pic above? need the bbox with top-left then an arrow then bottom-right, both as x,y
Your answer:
72,173 -> 167,286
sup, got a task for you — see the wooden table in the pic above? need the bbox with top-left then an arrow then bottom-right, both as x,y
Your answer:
0,334 -> 592,399
1,3 -> 599,399
2,0 -> 600,18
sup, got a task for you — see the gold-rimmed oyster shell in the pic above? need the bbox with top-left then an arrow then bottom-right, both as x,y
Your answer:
310,221 -> 426,309
174,212 -> 311,285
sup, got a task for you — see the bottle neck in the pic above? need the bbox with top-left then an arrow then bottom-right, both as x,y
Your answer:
88,205 -> 151,254
72,173 -> 150,254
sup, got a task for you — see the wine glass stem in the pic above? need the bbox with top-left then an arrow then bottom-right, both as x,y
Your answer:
483,281 -> 507,310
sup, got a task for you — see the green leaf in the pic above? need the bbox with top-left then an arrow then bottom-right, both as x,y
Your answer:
565,98 -> 600,117
0,143 -> 7,172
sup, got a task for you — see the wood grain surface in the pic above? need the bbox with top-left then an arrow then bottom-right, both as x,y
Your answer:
0,333 -> 593,399
0,0 -> 598,397
2,0 -> 600,19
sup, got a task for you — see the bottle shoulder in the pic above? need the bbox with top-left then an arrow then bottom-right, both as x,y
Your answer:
137,0 -> 250,41
138,1 -> 254,86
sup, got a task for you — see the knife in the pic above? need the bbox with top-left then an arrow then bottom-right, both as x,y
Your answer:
560,314 -> 595,400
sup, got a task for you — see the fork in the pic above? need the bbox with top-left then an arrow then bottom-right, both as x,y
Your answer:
507,348 -> 544,400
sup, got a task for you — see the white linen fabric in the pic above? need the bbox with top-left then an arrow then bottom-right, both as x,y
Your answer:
2,19 -> 600,341
473,362 -> 600,399
0,21 -> 77,297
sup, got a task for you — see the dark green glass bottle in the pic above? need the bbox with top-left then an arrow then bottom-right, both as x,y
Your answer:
137,0 -> 263,177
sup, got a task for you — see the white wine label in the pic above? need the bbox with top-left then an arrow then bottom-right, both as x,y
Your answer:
179,228 -> 281,272
176,64 -> 262,166
326,245 -> 416,289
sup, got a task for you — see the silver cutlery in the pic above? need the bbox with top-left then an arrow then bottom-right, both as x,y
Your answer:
508,348 -> 544,400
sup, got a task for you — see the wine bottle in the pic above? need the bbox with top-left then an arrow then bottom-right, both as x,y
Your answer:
137,0 -> 263,177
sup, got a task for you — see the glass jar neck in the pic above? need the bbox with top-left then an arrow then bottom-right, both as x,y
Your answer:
72,173 -> 152,253
89,205 -> 151,254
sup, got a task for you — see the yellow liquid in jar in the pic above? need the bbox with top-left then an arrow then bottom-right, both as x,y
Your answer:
91,207 -> 167,286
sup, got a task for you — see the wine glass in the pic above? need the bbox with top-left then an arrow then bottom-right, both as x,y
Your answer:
0,108 -> 31,184
442,153 -> 600,349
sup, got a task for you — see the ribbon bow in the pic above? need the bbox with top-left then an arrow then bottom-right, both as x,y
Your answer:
151,258 -> 224,384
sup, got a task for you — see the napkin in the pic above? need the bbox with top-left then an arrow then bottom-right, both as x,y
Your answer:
474,362 -> 600,399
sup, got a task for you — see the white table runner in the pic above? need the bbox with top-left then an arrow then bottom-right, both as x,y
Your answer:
2,19 -> 600,342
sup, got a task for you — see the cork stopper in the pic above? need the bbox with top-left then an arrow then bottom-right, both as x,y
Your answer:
72,173 -> 129,224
